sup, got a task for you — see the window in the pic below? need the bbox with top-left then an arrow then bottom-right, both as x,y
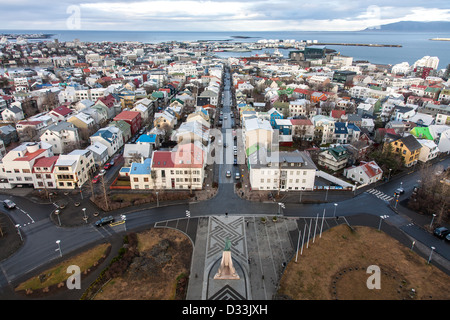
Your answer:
133,178 -> 138,182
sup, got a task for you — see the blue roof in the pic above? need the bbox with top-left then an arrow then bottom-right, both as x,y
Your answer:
92,128 -> 115,142
130,158 -> 152,175
347,123 -> 361,131
137,133 -> 157,143
334,122 -> 348,134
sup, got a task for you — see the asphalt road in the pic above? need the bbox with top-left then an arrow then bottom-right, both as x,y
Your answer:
0,69 -> 449,298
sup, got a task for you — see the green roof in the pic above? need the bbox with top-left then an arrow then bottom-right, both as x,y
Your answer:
411,127 -> 433,140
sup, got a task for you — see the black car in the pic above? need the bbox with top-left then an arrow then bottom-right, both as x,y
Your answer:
434,227 -> 450,239
94,216 -> 115,227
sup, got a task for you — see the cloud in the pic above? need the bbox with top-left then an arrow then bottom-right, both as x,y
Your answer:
0,0 -> 448,31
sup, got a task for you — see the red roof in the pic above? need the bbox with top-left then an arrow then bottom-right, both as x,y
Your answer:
114,110 -> 140,121
51,105 -> 73,117
97,94 -> 116,108
172,143 -> 204,168
290,119 -> 313,126
360,161 -> 382,178
14,149 -> 46,162
152,151 -> 174,168
331,110 -> 346,119
32,156 -> 59,172
294,88 -> 312,95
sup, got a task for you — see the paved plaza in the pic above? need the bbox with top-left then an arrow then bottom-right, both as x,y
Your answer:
154,214 -> 352,300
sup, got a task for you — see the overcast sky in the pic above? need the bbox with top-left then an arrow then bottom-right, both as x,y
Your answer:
1,0 -> 449,31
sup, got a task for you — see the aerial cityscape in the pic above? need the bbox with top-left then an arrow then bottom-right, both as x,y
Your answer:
0,0 -> 449,310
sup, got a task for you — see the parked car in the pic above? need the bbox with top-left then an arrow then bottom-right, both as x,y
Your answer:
234,158 -> 237,165
94,216 -> 115,227
445,233 -> 450,242
434,227 -> 450,239
235,172 -> 240,180
3,199 -> 16,209
104,163 -> 112,170
99,169 -> 106,175
395,187 -> 404,195
92,175 -> 100,183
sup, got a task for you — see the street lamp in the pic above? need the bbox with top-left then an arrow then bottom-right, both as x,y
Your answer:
82,208 -> 87,223
378,215 -> 389,231
333,203 -> 338,217
15,224 -> 23,241
156,192 -> 159,207
55,240 -> 62,257
388,168 -> 392,181
299,187 -> 305,203
427,246 -> 435,264
278,202 -> 285,215
430,214 -> 436,229
121,214 -> 127,231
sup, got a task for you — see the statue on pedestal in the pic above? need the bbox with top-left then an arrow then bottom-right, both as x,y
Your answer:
214,239 -> 240,280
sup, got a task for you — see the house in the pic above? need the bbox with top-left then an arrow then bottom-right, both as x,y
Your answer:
90,126 -> 123,157
344,161 -> 383,186
16,120 -> 46,140
154,110 -> 177,130
1,105 -> 24,121
145,142 -> 206,190
123,143 -> 152,167
243,117 -> 274,156
129,158 -> 153,190
410,126 -> 434,140
360,118 -> 375,133
385,134 -> 422,167
48,105 -> 74,122
0,141 -> 53,188
417,139 -> 439,163
32,155 -> 59,189
109,120 -> 132,144
87,141 -> 109,166
311,115 -> 335,145
67,112 -> 96,131
113,110 -> 141,135
318,145 -> 349,171
334,122 -> 349,144
173,120 -> 209,146
248,149 -> 317,191
268,107 -> 283,127
290,119 -> 314,141
40,121 -> 80,155
0,125 -> 19,146
54,149 -> 96,189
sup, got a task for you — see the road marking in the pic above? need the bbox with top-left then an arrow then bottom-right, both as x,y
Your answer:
110,221 -> 124,227
17,206 -> 35,224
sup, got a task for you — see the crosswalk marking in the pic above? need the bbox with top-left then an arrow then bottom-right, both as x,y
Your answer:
366,189 -> 393,202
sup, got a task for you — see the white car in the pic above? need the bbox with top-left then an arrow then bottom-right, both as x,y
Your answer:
226,171 -> 231,177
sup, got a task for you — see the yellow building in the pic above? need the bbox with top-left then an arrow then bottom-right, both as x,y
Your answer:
386,135 -> 422,167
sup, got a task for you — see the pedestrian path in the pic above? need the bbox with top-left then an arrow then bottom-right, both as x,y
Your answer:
366,188 -> 393,202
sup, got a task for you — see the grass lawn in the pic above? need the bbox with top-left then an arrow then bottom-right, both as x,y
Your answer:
94,228 -> 192,300
278,225 -> 450,300
15,243 -> 110,292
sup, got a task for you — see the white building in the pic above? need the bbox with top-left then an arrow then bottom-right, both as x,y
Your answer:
343,161 -> 383,186
0,142 -> 54,188
40,122 -> 80,155
413,56 -> 439,70
54,149 -> 96,189
248,149 -> 317,191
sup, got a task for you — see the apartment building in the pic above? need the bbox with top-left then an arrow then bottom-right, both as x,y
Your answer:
248,149 -> 317,191
54,149 -> 95,189
0,141 -> 54,188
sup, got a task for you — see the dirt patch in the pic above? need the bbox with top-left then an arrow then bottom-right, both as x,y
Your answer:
277,225 -> 450,300
94,228 -> 192,300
